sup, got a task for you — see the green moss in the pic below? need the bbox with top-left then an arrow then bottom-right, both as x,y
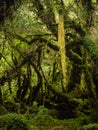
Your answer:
0,105 -> 8,115
29,106 -> 90,130
78,123 -> 98,130
82,35 -> 98,64
31,106 -> 57,127
0,113 -> 30,130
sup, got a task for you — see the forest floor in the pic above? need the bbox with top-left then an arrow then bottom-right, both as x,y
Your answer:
0,105 -> 98,130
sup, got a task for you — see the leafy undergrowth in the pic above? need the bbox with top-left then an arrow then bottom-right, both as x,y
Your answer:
28,106 -> 91,130
78,124 -> 98,130
0,106 -> 98,130
0,113 -> 30,130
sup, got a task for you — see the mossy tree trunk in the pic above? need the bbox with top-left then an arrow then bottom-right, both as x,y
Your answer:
58,11 -> 67,92
80,47 -> 96,99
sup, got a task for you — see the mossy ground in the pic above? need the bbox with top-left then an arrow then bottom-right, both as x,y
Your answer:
0,106 -> 98,130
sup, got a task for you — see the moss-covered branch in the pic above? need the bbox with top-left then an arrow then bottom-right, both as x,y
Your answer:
68,49 -> 82,64
69,22 -> 98,65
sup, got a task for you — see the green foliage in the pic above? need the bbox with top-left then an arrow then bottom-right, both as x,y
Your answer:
31,106 -> 57,127
0,106 -> 91,130
0,113 -> 30,130
61,116 -> 90,130
78,123 -> 98,130
29,106 -> 90,130
82,35 -> 98,64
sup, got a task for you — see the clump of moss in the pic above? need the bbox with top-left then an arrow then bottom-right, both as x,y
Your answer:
29,106 -> 90,130
31,106 -> 57,127
78,123 -> 98,130
0,113 -> 30,130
